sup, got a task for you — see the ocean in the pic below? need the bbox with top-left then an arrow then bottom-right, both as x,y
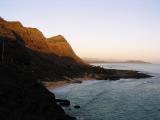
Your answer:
51,63 -> 160,120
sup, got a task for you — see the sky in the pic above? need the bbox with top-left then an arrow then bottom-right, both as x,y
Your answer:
0,0 -> 160,63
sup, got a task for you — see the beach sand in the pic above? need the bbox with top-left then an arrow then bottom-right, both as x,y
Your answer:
43,77 -> 94,90
43,80 -> 70,89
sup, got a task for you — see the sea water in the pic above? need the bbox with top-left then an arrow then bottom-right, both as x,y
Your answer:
51,63 -> 160,120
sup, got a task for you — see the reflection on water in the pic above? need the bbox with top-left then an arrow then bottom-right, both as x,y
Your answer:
51,64 -> 160,120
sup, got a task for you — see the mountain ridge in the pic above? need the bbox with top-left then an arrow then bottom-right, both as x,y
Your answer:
47,35 -> 83,63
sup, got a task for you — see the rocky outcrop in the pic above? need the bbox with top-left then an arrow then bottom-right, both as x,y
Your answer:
74,105 -> 80,109
47,35 -> 83,63
56,99 -> 71,107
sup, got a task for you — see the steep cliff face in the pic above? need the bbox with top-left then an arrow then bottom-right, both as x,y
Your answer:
3,20 -> 50,53
47,35 -> 83,63
0,18 -> 77,120
0,18 -> 87,80
0,18 -> 84,64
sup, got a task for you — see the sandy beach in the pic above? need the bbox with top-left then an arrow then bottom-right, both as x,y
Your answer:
43,77 -> 94,90
43,80 -> 70,89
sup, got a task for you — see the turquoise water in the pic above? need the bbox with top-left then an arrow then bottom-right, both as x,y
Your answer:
51,64 -> 160,120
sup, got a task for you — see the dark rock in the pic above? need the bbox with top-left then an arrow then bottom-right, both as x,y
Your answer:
73,80 -> 82,83
0,64 -> 76,120
56,99 -> 70,107
108,77 -> 120,81
74,105 -> 80,109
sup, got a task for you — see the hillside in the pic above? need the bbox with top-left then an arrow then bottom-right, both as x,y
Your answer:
0,63 -> 75,120
47,35 -> 83,63
0,17 -> 88,81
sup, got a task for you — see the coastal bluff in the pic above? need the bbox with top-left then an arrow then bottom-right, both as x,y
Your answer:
47,35 -> 83,63
0,17 -> 152,120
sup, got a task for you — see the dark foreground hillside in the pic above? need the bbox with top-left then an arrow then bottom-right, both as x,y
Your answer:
0,17 -> 152,120
0,63 -> 76,120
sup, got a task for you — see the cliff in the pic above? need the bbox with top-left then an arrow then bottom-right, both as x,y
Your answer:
47,35 -> 83,63
0,18 -> 88,81
0,17 -> 76,120
0,18 -> 50,53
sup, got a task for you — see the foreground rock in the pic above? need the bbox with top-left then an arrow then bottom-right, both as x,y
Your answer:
56,99 -> 71,107
0,64 -> 76,120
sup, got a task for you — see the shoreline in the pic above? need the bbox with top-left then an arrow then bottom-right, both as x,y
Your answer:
43,80 -> 71,89
43,77 -> 94,90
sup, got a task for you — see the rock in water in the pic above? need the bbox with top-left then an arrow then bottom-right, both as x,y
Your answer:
56,99 -> 71,107
74,105 -> 81,109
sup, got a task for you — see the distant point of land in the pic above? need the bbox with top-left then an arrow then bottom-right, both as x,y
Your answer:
83,58 -> 151,64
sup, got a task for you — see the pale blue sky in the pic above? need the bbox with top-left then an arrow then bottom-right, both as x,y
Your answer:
0,0 -> 160,63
